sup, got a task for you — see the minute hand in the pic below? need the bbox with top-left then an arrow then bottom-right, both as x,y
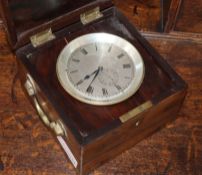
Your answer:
87,66 -> 102,88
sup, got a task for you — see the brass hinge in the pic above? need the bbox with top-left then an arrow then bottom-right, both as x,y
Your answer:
30,28 -> 55,47
80,7 -> 103,25
119,101 -> 153,123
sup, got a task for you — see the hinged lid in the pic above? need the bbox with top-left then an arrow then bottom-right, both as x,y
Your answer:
0,0 -> 113,50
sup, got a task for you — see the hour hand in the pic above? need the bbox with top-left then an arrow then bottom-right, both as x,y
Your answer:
76,67 -> 101,86
83,69 -> 98,80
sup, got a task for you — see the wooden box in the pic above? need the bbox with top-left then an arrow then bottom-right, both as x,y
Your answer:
0,0 -> 187,174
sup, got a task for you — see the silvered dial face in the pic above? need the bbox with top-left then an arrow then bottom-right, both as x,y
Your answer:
56,33 -> 144,105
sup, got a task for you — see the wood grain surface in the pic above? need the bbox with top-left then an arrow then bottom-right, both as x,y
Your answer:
174,0 -> 202,34
0,1 -> 202,175
113,0 -> 162,32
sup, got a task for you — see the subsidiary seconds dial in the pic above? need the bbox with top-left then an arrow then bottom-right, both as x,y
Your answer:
56,33 -> 144,105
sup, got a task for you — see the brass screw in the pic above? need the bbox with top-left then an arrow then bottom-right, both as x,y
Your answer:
135,120 -> 140,127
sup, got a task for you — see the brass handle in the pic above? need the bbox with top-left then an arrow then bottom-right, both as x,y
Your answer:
24,74 -> 66,136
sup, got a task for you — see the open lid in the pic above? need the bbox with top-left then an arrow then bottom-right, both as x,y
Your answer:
0,0 -> 113,49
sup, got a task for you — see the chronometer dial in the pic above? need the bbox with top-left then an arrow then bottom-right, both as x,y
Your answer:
57,33 -> 144,105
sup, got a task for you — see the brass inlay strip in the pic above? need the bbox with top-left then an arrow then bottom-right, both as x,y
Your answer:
119,101 -> 153,123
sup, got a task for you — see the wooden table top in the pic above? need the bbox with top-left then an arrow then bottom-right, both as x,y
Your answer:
0,1 -> 202,175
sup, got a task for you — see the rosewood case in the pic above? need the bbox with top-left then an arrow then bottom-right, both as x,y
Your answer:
0,0 -> 187,174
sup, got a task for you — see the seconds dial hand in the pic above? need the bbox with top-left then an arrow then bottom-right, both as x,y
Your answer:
105,72 -> 123,92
